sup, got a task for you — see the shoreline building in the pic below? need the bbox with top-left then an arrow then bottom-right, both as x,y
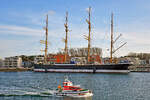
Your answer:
34,56 -> 44,64
4,56 -> 22,67
47,54 -> 70,64
0,58 -> 4,67
34,47 -> 102,64
69,47 -> 102,64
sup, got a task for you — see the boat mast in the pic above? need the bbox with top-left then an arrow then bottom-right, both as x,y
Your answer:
64,12 -> 69,63
110,13 -> 127,63
86,7 -> 91,63
110,13 -> 113,63
44,14 -> 48,64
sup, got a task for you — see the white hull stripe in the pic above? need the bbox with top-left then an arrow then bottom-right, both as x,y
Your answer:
34,69 -> 130,73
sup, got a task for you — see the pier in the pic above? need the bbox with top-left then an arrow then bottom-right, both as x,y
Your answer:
0,67 -> 33,72
129,65 -> 150,72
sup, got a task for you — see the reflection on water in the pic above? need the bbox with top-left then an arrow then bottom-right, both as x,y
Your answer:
63,96 -> 92,100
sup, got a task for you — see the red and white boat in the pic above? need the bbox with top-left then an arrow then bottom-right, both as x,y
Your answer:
55,77 -> 93,98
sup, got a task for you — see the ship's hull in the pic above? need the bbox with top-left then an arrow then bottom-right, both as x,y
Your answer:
55,90 -> 93,98
34,63 -> 131,73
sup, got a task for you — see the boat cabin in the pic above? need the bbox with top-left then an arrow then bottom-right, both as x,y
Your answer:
63,79 -> 82,91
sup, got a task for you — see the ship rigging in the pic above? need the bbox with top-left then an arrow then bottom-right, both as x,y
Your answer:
34,7 -> 131,73
64,12 -> 69,63
110,13 -> 127,63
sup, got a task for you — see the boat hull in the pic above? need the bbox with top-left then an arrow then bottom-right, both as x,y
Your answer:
34,63 -> 131,73
55,90 -> 93,98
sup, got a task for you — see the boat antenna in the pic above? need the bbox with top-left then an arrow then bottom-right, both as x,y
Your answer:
44,14 -> 48,64
85,7 -> 92,64
64,12 -> 69,63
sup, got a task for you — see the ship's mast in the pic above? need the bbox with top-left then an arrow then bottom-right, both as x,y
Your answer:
87,7 -> 91,63
110,13 -> 127,63
64,12 -> 69,63
44,14 -> 48,64
110,13 -> 113,63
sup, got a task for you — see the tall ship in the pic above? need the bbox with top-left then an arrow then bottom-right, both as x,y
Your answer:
34,7 -> 131,73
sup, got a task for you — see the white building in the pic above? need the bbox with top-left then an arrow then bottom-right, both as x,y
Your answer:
4,56 -> 22,67
126,57 -> 140,65
139,60 -> 147,65
34,56 -> 44,64
71,57 -> 87,64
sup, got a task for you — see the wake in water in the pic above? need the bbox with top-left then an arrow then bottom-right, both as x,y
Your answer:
0,89 -> 57,97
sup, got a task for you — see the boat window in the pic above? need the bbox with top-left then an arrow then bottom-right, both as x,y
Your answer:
64,83 -> 67,86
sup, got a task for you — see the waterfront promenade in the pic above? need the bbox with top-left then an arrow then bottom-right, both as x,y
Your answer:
0,67 -> 32,72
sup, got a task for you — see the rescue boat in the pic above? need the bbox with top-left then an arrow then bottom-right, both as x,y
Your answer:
55,77 -> 93,98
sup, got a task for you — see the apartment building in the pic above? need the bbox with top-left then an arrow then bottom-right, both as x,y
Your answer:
0,58 -> 3,67
4,56 -> 22,67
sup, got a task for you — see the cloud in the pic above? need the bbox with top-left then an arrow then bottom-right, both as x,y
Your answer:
0,35 -> 48,58
85,7 -> 92,13
48,10 -> 55,15
85,8 -> 89,12
1,7 -> 150,58
0,25 -> 43,36
124,32 -> 150,45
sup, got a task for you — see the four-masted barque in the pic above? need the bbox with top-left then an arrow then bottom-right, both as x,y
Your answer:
34,7 -> 131,73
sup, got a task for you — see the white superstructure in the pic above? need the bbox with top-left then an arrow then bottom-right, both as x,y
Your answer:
34,56 -> 44,64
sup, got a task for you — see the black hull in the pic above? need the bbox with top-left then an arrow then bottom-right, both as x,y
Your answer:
34,63 -> 131,73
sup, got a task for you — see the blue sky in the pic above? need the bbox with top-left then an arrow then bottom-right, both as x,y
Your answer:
0,0 -> 150,58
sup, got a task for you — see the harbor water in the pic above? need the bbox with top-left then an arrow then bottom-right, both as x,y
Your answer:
0,72 -> 150,100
